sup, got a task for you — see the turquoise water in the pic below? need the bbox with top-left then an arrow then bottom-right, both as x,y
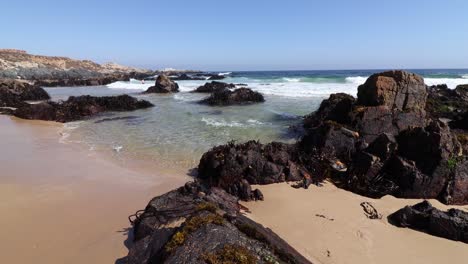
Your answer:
46,69 -> 468,170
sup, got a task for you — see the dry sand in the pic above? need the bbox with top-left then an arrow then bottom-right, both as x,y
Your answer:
241,183 -> 468,264
0,116 -> 189,264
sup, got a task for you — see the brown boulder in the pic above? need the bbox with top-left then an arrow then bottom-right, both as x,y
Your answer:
144,74 -> 179,93
357,70 -> 427,111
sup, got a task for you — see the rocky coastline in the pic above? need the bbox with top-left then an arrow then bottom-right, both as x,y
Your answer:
1,66 -> 467,262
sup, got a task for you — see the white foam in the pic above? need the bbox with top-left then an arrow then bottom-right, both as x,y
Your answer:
424,78 -> 468,89
218,72 -> 232,76
282,77 -> 301,82
107,79 -> 152,90
202,117 -> 244,127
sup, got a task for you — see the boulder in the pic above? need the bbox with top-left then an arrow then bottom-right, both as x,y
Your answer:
124,182 -> 311,264
192,81 -> 235,93
0,79 -> 50,107
388,201 -> 468,243
197,141 -> 325,200
357,70 -> 427,111
144,74 -> 179,93
200,88 -> 264,106
14,94 -> 154,122
426,84 -> 468,128
303,93 -> 355,129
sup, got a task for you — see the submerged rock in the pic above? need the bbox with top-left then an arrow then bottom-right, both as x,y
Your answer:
200,88 -> 264,106
0,79 -> 50,107
144,74 -> 179,93
14,94 -> 153,122
388,200 -> 468,243
192,81 -> 235,93
124,182 -> 311,264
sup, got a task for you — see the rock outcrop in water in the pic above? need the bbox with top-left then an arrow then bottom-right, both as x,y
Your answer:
388,200 -> 468,243
192,81 -> 235,93
13,94 -> 153,122
144,74 -> 180,93
196,70 -> 468,205
200,88 -> 265,106
123,181 -> 311,264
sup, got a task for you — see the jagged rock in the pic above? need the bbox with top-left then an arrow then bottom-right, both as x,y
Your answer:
200,88 -> 264,106
192,81 -> 235,93
303,93 -> 355,129
426,84 -> 468,129
357,70 -> 427,111
299,121 -> 359,163
144,74 -> 179,93
352,105 -> 427,143
0,79 -> 49,107
345,121 -> 466,204
33,74 -> 132,87
197,141 -> 325,200
124,182 -> 311,264
14,94 -> 153,122
207,74 -> 225,80
388,201 -> 468,243
170,73 -> 205,81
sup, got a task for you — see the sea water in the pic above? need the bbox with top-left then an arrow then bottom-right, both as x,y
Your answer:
45,69 -> 468,171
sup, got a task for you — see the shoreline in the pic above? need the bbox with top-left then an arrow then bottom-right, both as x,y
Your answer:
0,115 -> 190,264
241,182 -> 468,264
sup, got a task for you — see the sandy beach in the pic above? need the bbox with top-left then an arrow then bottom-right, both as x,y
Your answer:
242,183 -> 468,264
0,115 -> 189,264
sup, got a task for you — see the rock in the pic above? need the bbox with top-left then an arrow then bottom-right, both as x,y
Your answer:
357,70 -> 427,111
303,93 -> 355,129
144,74 -> 179,93
0,79 -> 49,107
197,141 -> 325,200
345,121 -> 466,204
388,200 -> 468,243
200,88 -> 264,106
426,84 -> 468,129
192,81 -> 235,93
124,181 -> 311,264
170,73 -> 205,81
14,94 -> 153,122
207,74 -> 225,80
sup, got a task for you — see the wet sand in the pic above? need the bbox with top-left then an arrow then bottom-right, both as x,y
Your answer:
241,183 -> 468,264
0,116 -> 189,264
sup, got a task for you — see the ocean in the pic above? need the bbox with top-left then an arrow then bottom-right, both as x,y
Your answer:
46,69 -> 468,170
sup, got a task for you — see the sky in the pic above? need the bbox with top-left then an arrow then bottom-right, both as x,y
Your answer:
1,0 -> 467,71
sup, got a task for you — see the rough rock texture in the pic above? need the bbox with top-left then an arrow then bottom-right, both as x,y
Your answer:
357,70 -> 427,111
192,81 -> 235,93
0,49 -> 153,86
426,84 -> 468,130
388,201 -> 468,243
14,94 -> 153,122
0,79 -> 50,107
123,182 -> 311,264
200,88 -> 264,106
197,140 -> 327,201
144,74 -> 179,93
294,71 -> 467,205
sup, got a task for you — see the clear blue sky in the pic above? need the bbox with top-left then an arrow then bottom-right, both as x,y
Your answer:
1,0 -> 467,70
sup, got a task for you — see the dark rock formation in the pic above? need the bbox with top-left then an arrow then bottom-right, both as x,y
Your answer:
192,81 -> 235,93
208,74 -> 225,80
388,200 -> 468,243
170,73 -> 205,81
14,94 -> 153,122
197,140 -> 327,201
200,88 -> 264,106
0,79 -> 50,107
123,181 -> 311,264
144,74 -> 179,93
33,74 -> 132,87
426,84 -> 468,130
357,70 -> 427,111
